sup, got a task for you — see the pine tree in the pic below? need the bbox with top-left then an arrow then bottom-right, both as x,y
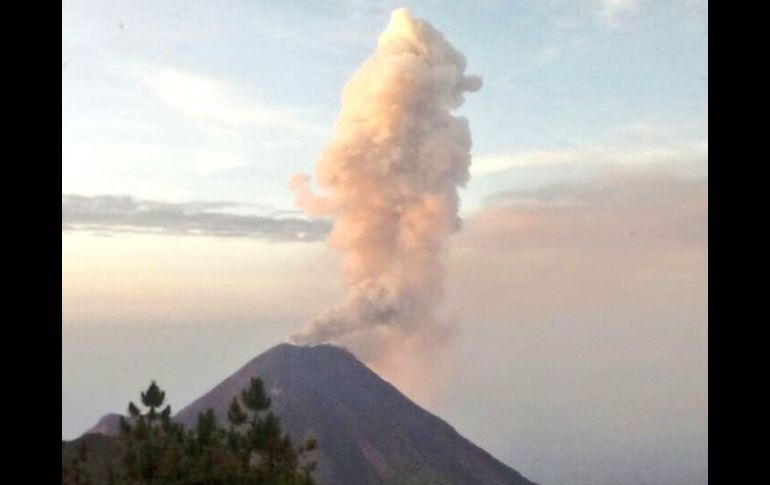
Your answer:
113,377 -> 317,484
119,381 -> 181,484
241,377 -> 272,415
234,377 -> 317,484
227,397 -> 248,427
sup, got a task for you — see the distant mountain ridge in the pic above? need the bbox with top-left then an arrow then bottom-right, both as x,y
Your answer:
75,343 -> 536,485
85,413 -> 123,436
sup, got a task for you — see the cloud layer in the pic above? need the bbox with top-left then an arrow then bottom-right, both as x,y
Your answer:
62,194 -> 331,242
451,169 -> 707,324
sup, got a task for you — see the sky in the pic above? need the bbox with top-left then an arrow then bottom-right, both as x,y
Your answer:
62,1 -> 708,485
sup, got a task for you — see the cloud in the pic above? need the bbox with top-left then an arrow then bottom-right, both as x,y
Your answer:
137,68 -> 332,175
595,0 -> 708,29
451,169 -> 707,322
598,0 -> 642,29
140,68 -> 329,136
62,194 -> 331,242
472,172 -> 707,247
471,138 -> 708,177
472,149 -> 599,176
543,0 -> 706,31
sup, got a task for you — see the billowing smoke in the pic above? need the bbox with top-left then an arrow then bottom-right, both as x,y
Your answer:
289,8 -> 481,394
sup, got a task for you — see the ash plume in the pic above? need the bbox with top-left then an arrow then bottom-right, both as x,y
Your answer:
288,8 -> 481,389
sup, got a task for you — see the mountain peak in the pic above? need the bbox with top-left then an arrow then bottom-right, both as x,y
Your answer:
173,342 -> 535,485
258,342 -> 359,363
85,413 -> 123,436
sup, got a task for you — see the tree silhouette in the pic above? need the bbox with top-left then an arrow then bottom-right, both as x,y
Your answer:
62,440 -> 91,485
119,381 -> 184,484
112,378 -> 316,484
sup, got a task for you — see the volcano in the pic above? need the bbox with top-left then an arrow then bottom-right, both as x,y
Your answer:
175,343 -> 534,485
73,343 -> 536,485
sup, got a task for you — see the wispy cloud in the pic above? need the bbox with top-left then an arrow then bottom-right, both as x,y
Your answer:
543,0 -> 706,31
471,138 -> 707,177
598,0 -> 643,29
595,0 -> 708,29
62,194 -> 331,242
140,68 -> 329,135
137,68 -> 332,174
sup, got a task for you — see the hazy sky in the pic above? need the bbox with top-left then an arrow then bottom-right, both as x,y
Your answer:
62,2 -> 707,485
